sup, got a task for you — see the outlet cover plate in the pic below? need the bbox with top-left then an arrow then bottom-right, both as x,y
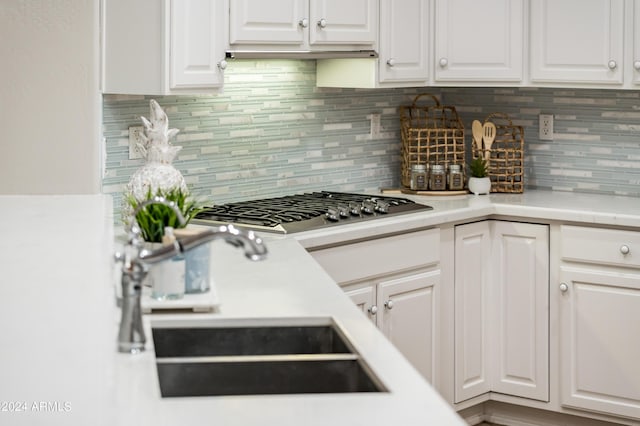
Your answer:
129,126 -> 144,159
539,114 -> 553,141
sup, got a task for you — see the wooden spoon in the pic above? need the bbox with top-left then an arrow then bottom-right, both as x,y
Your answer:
482,122 -> 496,160
471,120 -> 484,153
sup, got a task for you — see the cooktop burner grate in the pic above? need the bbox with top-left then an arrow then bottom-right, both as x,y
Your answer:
192,191 -> 433,234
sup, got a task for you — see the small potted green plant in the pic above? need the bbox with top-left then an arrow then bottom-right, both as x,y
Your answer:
126,188 -> 203,300
468,157 -> 491,195
126,187 -> 201,243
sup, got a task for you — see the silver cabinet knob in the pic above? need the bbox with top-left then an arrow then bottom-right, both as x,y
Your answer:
368,305 -> 378,315
298,18 -> 309,28
634,61 -> 640,71
439,58 -> 448,67
317,18 -> 327,28
386,58 -> 396,67
620,244 -> 630,255
217,60 -> 227,70
384,300 -> 394,310
608,60 -> 617,70
559,283 -> 568,292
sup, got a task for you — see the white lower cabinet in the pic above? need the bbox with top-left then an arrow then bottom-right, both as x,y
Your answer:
558,225 -> 640,420
343,268 -> 441,383
454,220 -> 549,403
310,228 -> 443,388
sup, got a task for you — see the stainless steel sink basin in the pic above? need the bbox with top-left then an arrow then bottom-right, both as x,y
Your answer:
152,324 -> 352,357
152,319 -> 387,397
156,356 -> 381,397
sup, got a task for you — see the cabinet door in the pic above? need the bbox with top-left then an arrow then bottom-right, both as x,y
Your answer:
558,267 -> 640,419
378,269 -> 441,384
454,221 -> 492,402
170,0 -> 226,89
309,0 -> 377,46
229,0 -> 308,47
633,1 -> 640,85
343,282 -> 377,325
378,0 -> 429,84
530,0 -> 624,85
434,0 -> 524,82
491,222 -> 549,401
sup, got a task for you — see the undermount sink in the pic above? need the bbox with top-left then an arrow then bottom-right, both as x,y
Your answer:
152,324 -> 352,357
152,319 -> 387,397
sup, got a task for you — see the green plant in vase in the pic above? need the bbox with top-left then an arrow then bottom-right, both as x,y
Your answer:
468,156 -> 491,195
126,187 -> 202,243
469,156 -> 488,178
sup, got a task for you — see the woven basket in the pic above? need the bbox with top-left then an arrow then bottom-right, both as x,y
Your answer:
471,112 -> 525,193
400,94 -> 465,188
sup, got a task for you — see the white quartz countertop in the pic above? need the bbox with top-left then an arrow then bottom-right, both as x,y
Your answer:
2,189 -> 640,425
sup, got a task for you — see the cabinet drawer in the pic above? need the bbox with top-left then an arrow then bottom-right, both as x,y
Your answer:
560,225 -> 640,269
310,228 -> 440,283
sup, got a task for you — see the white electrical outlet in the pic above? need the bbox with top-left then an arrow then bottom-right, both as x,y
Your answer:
539,114 -> 554,141
128,126 -> 144,159
370,114 -> 381,138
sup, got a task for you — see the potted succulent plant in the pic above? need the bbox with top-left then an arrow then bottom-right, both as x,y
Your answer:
126,187 -> 201,243
126,188 -> 203,300
468,157 -> 492,195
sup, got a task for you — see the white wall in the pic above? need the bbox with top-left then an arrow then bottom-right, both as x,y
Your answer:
0,0 -> 102,194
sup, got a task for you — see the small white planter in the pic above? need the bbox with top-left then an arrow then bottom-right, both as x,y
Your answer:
468,177 -> 492,195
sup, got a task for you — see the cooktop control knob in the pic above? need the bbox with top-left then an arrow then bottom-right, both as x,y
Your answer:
375,200 -> 390,214
362,200 -> 375,215
337,204 -> 350,218
325,207 -> 340,222
349,201 -> 362,216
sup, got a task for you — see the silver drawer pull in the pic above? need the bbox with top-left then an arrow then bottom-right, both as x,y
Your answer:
384,300 -> 394,310
620,244 -> 630,255
368,305 -> 378,315
559,283 -> 568,292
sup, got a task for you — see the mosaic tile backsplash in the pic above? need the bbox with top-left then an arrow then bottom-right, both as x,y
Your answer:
103,60 -> 640,217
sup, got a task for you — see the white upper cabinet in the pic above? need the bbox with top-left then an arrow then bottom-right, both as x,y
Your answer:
316,0 -> 428,88
103,0 -> 227,95
378,0 -> 429,84
229,0 -> 377,50
170,0 -> 227,90
434,0 -> 524,83
530,0 -> 625,86
309,0 -> 377,46
229,0 -> 308,47
633,0 -> 640,85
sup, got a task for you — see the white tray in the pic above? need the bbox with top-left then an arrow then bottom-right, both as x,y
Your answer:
140,284 -> 220,313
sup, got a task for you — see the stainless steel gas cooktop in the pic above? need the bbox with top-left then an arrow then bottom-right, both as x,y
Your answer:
192,191 -> 433,234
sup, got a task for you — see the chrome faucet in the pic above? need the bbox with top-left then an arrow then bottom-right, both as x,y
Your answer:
115,197 -> 267,354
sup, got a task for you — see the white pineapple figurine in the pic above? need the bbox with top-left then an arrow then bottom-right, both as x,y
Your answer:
123,99 -> 188,220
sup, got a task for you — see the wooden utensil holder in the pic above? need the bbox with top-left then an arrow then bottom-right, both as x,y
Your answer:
471,112 -> 525,193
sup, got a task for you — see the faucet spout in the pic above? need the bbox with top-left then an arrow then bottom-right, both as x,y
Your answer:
177,224 -> 268,261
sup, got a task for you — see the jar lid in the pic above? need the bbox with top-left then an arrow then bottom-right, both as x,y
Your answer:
449,164 -> 461,171
432,164 -> 445,172
412,164 -> 427,171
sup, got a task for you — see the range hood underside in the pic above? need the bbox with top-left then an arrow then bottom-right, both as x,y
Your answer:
225,50 -> 378,60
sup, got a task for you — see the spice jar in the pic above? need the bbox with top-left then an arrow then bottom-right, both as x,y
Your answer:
410,164 -> 428,190
448,164 -> 464,190
429,164 -> 446,190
